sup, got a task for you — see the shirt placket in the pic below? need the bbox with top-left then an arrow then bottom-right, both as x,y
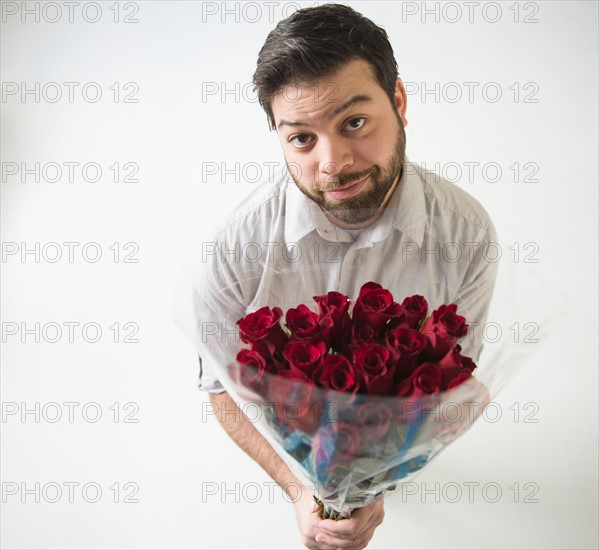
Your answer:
336,241 -> 373,296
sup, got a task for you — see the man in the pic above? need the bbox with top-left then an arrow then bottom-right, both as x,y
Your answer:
175,4 -> 497,549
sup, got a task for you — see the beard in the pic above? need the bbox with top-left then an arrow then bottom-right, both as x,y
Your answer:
288,116 -> 406,225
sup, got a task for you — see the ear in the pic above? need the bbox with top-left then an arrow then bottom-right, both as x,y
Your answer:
393,77 -> 408,127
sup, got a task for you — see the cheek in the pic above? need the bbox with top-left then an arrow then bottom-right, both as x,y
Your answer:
359,127 -> 397,163
286,155 -> 318,188
353,142 -> 378,165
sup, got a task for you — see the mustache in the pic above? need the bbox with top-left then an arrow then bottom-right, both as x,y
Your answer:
319,167 -> 374,192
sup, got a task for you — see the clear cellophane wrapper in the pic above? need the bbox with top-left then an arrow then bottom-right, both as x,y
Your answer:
222,358 -> 490,517
175,233 -> 568,517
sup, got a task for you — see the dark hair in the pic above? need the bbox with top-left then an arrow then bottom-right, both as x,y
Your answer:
253,3 -> 399,130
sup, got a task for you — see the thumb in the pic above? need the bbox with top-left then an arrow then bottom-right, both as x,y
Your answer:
310,498 -> 321,513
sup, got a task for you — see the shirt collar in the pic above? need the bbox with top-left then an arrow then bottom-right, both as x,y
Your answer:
284,157 -> 426,246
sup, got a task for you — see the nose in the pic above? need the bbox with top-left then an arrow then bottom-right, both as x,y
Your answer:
317,136 -> 353,179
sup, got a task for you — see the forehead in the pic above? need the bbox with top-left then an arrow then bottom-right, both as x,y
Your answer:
272,58 -> 386,127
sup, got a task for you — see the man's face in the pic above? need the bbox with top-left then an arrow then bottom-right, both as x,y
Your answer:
272,58 -> 407,226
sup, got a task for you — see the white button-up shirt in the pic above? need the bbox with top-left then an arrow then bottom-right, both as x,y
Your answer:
173,160 -> 498,394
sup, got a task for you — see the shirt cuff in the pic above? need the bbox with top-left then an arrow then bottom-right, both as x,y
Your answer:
197,355 -> 226,394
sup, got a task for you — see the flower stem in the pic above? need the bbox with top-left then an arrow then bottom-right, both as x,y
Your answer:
313,496 -> 349,521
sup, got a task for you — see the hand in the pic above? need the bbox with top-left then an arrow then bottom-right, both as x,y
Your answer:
294,490 -> 384,550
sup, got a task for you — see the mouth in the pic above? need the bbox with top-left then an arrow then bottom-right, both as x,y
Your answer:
324,174 -> 370,200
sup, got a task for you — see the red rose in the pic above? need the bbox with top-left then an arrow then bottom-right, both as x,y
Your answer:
421,304 -> 468,360
283,340 -> 327,379
312,422 -> 362,470
237,306 -> 288,352
270,367 -> 311,384
353,343 -> 395,396
355,401 -> 393,442
250,339 -> 285,372
438,345 -> 477,390
286,304 -> 334,348
344,322 -> 379,361
400,295 -> 429,329
286,304 -> 320,339
351,322 -> 379,345
313,291 -> 350,320
352,282 -> 402,335
268,371 -> 321,435
384,327 -> 429,377
386,313 -> 410,332
317,354 -> 362,394
459,353 -> 476,372
334,423 -> 362,458
447,370 -> 472,390
395,362 -> 442,397
236,348 -> 270,395
313,291 -> 352,350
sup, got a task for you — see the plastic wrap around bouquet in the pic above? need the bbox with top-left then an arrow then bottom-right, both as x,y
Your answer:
227,282 -> 490,519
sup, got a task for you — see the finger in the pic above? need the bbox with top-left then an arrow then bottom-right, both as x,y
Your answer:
314,531 -> 369,549
318,518 -> 356,539
318,510 -> 376,539
318,502 -> 384,539
310,500 -> 321,513
306,536 -> 340,550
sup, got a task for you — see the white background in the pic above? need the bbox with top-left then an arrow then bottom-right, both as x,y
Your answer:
1,1 -> 598,548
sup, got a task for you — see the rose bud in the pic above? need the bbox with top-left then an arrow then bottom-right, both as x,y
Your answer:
283,340 -> 327,379
400,295 -> 429,329
352,282 -> 402,335
395,362 -> 442,397
313,291 -> 352,350
447,369 -> 472,390
355,401 -> 393,442
286,304 -> 320,340
344,322 -> 379,361
312,423 -> 362,470
236,348 -> 270,395
351,323 -> 379,345
237,306 -> 289,352
318,354 -> 362,394
251,338 -> 286,373
334,423 -> 362,459
268,371 -> 322,434
353,343 -> 395,396
438,344 -> 477,390
384,327 -> 429,377
421,304 -> 469,360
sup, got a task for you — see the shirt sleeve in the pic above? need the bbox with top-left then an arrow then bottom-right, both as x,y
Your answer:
451,223 -> 499,362
172,235 -> 249,394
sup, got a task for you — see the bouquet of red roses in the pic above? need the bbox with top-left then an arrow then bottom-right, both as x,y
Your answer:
228,282 -> 488,518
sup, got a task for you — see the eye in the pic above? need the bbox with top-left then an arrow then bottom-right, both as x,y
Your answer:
289,134 -> 314,148
344,117 -> 367,131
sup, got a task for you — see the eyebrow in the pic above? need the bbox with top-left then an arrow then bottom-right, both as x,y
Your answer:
277,94 -> 373,129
